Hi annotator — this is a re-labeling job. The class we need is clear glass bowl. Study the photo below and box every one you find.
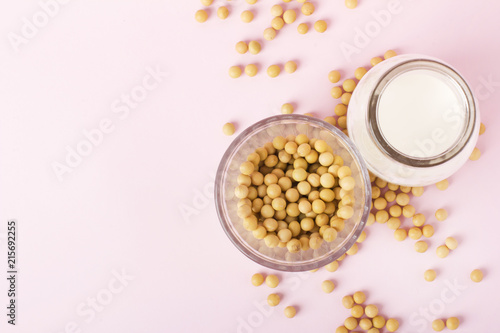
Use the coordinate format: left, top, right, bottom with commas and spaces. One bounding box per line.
215, 115, 372, 271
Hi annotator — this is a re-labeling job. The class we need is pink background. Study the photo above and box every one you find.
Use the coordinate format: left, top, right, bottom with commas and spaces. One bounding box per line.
1, 0, 499, 332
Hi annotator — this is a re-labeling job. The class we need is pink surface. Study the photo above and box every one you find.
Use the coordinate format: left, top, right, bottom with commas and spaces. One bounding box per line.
0, 1, 499, 332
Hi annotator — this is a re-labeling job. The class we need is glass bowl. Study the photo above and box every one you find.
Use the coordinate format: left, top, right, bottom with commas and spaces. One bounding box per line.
215, 115, 372, 271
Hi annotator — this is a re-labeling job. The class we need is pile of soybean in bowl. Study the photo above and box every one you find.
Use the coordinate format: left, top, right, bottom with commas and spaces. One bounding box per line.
235, 134, 357, 253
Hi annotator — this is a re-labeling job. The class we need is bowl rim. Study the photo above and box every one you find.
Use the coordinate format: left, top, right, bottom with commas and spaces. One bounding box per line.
215, 114, 372, 271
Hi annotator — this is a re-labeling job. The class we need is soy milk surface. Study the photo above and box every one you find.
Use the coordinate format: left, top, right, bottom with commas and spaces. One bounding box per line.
377, 69, 466, 158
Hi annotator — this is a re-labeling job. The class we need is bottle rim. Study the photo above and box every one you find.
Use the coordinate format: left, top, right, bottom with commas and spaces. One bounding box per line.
367, 58, 477, 168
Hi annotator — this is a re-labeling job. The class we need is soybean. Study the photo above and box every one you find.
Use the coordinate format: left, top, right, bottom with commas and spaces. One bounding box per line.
345, 0, 358, 9
284, 306, 296, 318
314, 20, 327, 33
240, 10, 254, 23
195, 9, 208, 22
297, 23, 309, 34
424, 269, 436, 282
435, 208, 448, 221
285, 61, 297, 73
251, 273, 264, 286
470, 269, 483, 282
217, 6, 229, 19
267, 293, 280, 306
322, 280, 335, 293
223, 122, 236, 135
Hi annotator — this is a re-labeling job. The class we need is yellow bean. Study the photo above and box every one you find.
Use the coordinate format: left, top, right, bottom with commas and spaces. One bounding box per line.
345, 0, 358, 9
285, 61, 297, 73
436, 179, 449, 190
287, 238, 301, 253
414, 240, 428, 253
217, 6, 229, 19
411, 186, 424, 196
408, 227, 422, 240
344, 317, 358, 330
284, 306, 296, 318
375, 210, 389, 224
271, 16, 285, 30
263, 27, 277, 41
342, 295, 354, 309
470, 269, 483, 282
248, 41, 261, 54
271, 4, 283, 16
323, 227, 338, 242
374, 177, 387, 188
325, 260, 339, 272
424, 269, 436, 282
372, 315, 386, 329
402, 204, 415, 218
354, 67, 367, 80
422, 225, 434, 238
343, 79, 356, 93
389, 205, 402, 217
435, 208, 448, 221
229, 66, 242, 78
267, 293, 280, 306
432, 319, 445, 331
445, 237, 458, 250
297, 23, 309, 34
480, 122, 486, 135
283, 9, 296, 24
341, 93, 352, 105
446, 317, 459, 330
336, 327, 348, 333
223, 122, 235, 135
384, 50, 397, 59
301, 2, 315, 15
264, 234, 279, 247
195, 9, 209, 23
251, 273, 264, 286
281, 103, 294, 114
351, 304, 364, 318
359, 318, 373, 330
365, 304, 378, 318
245, 64, 258, 77
412, 213, 425, 227
346, 242, 358, 255
265, 274, 279, 288
357, 230, 367, 243
338, 206, 354, 219
386, 318, 399, 332
331, 86, 343, 99
353, 291, 366, 304
235, 41, 248, 54
394, 228, 407, 241
371, 57, 383, 66
322, 280, 335, 293
396, 193, 410, 206
314, 20, 327, 33
329, 70, 341, 83
267, 65, 281, 78
374, 197, 387, 210
241, 10, 254, 23
469, 147, 481, 160
387, 217, 401, 230
436, 245, 449, 258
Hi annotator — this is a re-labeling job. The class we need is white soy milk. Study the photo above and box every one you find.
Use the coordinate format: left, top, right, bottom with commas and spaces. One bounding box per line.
377, 69, 466, 158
